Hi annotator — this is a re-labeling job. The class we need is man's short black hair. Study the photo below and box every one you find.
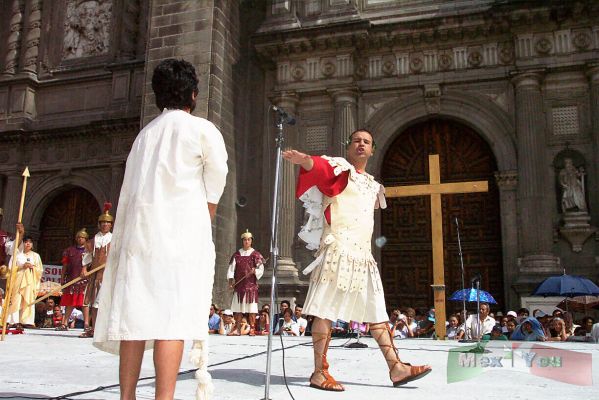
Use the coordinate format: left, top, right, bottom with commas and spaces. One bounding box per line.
152, 59, 199, 111
281, 300, 290, 307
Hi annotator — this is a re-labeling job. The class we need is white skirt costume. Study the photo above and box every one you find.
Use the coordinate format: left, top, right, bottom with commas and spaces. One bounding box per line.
299, 156, 388, 323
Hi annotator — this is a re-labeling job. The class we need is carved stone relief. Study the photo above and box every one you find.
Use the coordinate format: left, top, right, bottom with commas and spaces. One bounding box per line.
63, 0, 112, 60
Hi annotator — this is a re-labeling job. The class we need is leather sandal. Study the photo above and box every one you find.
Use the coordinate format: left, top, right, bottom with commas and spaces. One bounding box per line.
369, 322, 432, 387
78, 327, 94, 338
309, 330, 344, 391
391, 365, 432, 387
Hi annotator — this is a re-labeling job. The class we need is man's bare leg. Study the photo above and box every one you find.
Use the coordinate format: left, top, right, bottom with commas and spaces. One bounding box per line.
120, 340, 145, 400
309, 317, 344, 391
82, 306, 90, 329
62, 306, 74, 327
90, 307, 98, 330
154, 340, 184, 400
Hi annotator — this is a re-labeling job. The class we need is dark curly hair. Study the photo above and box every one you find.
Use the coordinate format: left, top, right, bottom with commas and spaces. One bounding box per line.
151, 59, 199, 111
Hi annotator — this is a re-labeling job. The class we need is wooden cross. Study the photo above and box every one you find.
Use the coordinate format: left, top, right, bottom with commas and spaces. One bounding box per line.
385, 154, 488, 339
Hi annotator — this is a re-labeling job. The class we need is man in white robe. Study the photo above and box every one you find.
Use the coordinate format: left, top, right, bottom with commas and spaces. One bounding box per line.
93, 59, 228, 400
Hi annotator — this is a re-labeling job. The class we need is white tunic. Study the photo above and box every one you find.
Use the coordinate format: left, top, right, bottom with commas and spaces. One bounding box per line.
93, 109, 228, 354
301, 156, 388, 323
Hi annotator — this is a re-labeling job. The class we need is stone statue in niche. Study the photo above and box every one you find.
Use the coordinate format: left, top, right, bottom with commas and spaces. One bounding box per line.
559, 158, 587, 213
63, 0, 112, 59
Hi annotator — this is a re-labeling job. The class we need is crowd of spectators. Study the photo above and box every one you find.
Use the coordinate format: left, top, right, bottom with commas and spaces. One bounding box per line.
384, 304, 599, 342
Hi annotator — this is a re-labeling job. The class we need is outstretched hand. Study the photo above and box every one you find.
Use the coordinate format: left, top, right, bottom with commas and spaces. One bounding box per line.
282, 149, 313, 170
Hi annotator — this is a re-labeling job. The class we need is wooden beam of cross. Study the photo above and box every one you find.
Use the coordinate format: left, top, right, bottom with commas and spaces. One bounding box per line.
386, 154, 488, 340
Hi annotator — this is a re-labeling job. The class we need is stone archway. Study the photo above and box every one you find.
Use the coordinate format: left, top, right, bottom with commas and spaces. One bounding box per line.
380, 118, 504, 312
36, 187, 100, 265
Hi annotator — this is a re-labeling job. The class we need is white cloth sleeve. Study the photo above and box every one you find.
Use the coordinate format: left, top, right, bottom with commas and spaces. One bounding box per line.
298, 186, 324, 251
226, 258, 236, 280
375, 184, 387, 209
200, 121, 229, 204
255, 262, 264, 280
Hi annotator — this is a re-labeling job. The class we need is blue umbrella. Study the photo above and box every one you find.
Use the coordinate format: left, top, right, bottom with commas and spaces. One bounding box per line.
449, 288, 497, 304
532, 273, 599, 297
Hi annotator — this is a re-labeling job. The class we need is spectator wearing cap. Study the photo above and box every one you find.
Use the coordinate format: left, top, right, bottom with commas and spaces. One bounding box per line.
505, 319, 517, 339
533, 309, 551, 335
208, 303, 220, 334
219, 309, 235, 335
506, 310, 518, 321
486, 325, 508, 341
414, 308, 435, 338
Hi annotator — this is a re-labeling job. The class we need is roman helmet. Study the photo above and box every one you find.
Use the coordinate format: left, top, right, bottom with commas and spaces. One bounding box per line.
98, 202, 114, 223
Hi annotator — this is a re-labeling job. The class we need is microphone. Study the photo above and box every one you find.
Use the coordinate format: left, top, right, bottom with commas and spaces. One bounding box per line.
271, 105, 296, 125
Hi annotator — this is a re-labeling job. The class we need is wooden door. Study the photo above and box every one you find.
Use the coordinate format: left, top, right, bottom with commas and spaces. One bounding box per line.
380, 119, 504, 313
37, 188, 100, 264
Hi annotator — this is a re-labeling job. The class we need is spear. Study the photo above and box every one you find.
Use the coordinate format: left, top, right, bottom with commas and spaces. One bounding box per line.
26, 263, 106, 307
1, 167, 30, 341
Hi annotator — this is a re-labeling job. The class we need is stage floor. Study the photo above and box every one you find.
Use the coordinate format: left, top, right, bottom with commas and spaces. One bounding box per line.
0, 329, 598, 399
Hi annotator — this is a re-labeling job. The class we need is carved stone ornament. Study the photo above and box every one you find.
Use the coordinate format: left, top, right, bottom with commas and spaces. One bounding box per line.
467, 49, 483, 67
291, 64, 305, 81
560, 212, 597, 253
534, 37, 553, 55
63, 0, 112, 60
438, 51, 453, 71
409, 54, 424, 73
498, 42, 514, 64
382, 59, 395, 76
354, 62, 368, 80
321, 61, 336, 78
572, 32, 592, 50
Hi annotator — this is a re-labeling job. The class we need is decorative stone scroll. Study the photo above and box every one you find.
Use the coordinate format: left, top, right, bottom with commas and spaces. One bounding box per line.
63, 0, 112, 60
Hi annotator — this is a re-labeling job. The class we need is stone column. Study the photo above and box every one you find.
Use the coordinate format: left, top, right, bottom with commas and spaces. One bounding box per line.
494, 171, 519, 309
272, 92, 299, 276
511, 71, 560, 294
329, 87, 359, 157
21, 0, 42, 74
3, 0, 24, 76
2, 174, 22, 231
110, 163, 125, 212
586, 65, 599, 226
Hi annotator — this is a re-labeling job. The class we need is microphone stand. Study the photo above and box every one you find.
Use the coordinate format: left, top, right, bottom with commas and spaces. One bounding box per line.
262, 109, 290, 400
454, 217, 471, 343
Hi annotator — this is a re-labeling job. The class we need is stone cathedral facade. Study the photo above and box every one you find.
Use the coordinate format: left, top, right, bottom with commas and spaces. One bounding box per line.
0, 0, 598, 313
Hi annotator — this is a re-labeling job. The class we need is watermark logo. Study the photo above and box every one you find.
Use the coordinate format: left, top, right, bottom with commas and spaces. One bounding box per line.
447, 342, 593, 386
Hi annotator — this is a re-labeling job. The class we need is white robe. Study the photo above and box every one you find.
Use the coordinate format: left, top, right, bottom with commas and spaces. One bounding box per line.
93, 109, 228, 354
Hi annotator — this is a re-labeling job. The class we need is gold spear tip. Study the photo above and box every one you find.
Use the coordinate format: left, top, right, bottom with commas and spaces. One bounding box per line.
22, 167, 30, 177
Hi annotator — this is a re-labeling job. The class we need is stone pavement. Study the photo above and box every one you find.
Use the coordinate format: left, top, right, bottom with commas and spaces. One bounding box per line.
0, 329, 598, 400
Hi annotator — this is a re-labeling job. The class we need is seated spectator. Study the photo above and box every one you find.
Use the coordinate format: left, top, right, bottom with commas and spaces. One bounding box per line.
547, 317, 569, 341
208, 303, 221, 334
506, 310, 518, 321
277, 308, 299, 336
516, 308, 529, 324
219, 309, 236, 335
51, 305, 63, 328
505, 319, 517, 339
237, 317, 251, 336
461, 303, 495, 340
511, 317, 546, 341
257, 310, 270, 335
394, 308, 417, 339
591, 323, 599, 343
533, 309, 551, 333
578, 316, 595, 336
414, 308, 435, 338
67, 307, 84, 329
272, 300, 295, 333
294, 304, 307, 336
487, 325, 508, 341
331, 319, 349, 336
446, 314, 461, 340
387, 308, 401, 332
562, 311, 576, 335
